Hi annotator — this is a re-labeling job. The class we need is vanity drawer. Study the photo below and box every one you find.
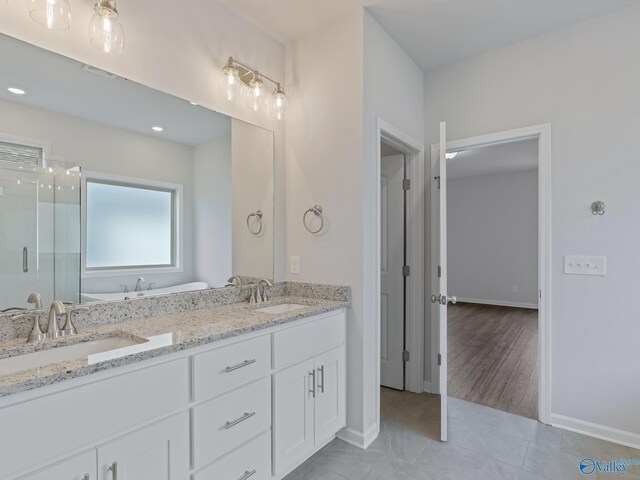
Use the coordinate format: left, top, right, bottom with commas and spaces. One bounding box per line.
192, 377, 271, 468
193, 335, 271, 401
272, 312, 345, 369
193, 431, 271, 480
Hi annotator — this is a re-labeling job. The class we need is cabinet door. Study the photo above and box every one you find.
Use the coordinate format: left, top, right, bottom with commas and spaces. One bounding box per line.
97, 413, 189, 480
314, 347, 346, 445
273, 358, 315, 477
18, 450, 95, 480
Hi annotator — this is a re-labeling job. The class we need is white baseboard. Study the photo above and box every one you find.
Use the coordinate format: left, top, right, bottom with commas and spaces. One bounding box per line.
337, 424, 379, 450
423, 381, 433, 393
456, 297, 538, 310
551, 413, 640, 450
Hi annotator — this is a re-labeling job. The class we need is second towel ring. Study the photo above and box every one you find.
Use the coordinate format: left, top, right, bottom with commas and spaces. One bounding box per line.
303, 205, 324, 234
247, 210, 263, 235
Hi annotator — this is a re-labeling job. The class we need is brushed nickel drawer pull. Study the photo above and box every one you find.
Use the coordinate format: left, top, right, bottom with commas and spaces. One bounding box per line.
225, 411, 256, 429
226, 359, 256, 372
108, 461, 118, 480
240, 469, 257, 480
309, 370, 316, 398
318, 365, 325, 394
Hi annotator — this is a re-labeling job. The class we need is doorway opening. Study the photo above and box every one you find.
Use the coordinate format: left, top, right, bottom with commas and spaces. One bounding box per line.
430, 124, 552, 439
446, 139, 539, 419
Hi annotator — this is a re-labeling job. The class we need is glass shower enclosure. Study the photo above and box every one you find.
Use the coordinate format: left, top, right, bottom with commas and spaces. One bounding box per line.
0, 143, 81, 310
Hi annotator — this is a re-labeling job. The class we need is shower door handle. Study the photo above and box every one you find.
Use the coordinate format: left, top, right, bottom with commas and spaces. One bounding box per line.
23, 247, 28, 273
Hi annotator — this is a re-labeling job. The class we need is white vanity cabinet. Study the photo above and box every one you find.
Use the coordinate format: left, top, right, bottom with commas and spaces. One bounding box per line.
272, 313, 347, 478
1, 307, 347, 480
96, 412, 189, 480
18, 451, 95, 480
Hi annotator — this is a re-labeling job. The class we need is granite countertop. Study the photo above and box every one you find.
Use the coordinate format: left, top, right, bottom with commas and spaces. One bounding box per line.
0, 295, 348, 398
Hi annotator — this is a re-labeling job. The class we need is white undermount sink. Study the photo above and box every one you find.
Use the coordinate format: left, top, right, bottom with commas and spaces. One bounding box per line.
254, 303, 308, 314
0, 335, 147, 376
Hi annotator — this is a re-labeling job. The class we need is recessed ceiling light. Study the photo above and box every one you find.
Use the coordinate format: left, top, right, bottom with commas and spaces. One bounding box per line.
7, 87, 26, 95
189, 101, 198, 106
152, 126, 164, 132
445, 152, 458, 160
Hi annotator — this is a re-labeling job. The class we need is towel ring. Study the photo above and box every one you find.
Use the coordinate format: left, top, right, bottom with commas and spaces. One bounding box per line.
303, 205, 324, 234
247, 210, 263, 235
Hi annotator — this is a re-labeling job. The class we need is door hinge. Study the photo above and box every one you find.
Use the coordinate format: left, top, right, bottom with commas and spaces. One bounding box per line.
437, 354, 442, 366
438, 266, 442, 278
434, 176, 441, 189
402, 179, 411, 191
403, 265, 410, 277
402, 350, 410, 362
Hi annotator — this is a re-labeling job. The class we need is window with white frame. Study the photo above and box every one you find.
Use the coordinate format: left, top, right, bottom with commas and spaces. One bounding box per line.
85, 178, 179, 271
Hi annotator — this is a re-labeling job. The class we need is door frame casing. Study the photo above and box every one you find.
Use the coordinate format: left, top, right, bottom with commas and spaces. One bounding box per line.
429, 123, 552, 424
374, 118, 425, 426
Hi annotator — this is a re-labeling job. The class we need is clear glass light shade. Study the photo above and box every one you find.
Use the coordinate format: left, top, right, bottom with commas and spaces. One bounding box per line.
247, 75, 267, 112
29, 0, 71, 31
272, 85, 286, 120
89, 3, 125, 54
218, 64, 243, 102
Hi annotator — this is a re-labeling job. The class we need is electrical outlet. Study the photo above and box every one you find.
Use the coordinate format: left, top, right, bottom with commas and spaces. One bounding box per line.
512, 285, 518, 293
290, 256, 300, 274
564, 255, 607, 276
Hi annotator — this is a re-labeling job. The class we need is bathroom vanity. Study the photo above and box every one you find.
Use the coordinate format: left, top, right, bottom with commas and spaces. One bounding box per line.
0, 286, 349, 480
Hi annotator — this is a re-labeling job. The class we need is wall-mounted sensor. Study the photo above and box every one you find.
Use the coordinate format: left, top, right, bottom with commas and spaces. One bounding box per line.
591, 201, 605, 215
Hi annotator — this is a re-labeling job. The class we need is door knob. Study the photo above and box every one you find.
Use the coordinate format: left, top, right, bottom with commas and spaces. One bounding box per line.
431, 294, 457, 305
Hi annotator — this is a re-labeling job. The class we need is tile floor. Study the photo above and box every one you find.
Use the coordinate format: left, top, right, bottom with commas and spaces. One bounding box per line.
284, 388, 639, 480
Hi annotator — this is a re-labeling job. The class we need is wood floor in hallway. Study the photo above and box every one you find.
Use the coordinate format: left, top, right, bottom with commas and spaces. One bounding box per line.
448, 302, 538, 419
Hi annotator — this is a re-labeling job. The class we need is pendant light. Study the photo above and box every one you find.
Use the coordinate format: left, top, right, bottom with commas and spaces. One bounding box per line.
272, 83, 286, 121
218, 58, 243, 102
29, 0, 71, 31
88, 0, 125, 54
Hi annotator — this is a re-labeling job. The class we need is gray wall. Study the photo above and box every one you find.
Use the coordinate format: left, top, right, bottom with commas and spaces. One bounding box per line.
448, 169, 538, 308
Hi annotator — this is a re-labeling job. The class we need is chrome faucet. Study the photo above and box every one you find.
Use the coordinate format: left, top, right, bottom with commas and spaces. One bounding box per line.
27, 292, 43, 309
257, 279, 274, 303
45, 301, 66, 339
134, 277, 147, 292
227, 275, 244, 287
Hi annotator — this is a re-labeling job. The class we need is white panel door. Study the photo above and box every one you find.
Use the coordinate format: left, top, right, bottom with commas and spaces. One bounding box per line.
314, 347, 346, 445
432, 122, 453, 442
97, 413, 189, 480
19, 450, 96, 480
273, 358, 315, 477
380, 154, 405, 390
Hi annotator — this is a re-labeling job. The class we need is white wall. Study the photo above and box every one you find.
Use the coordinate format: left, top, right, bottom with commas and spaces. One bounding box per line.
424, 3, 640, 443
285, 10, 424, 445
0, 0, 287, 281
193, 136, 232, 287
448, 169, 538, 308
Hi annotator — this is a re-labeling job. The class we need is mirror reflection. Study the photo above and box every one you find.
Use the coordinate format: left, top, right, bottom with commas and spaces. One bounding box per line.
0, 34, 274, 310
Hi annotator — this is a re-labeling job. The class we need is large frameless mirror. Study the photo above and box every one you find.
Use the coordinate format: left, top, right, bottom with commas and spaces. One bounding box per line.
0, 34, 274, 309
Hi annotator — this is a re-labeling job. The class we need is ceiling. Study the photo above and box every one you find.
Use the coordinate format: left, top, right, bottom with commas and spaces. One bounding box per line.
0, 34, 231, 146
447, 138, 537, 179
219, 0, 639, 71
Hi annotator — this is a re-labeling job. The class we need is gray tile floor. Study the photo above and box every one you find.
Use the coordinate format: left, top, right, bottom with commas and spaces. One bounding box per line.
284, 388, 639, 480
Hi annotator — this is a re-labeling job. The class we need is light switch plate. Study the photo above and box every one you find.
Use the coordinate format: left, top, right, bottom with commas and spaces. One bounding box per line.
564, 255, 606, 276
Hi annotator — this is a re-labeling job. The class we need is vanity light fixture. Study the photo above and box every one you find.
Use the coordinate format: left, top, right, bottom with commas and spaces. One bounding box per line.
89, 0, 124, 54
29, 0, 71, 31
220, 57, 286, 120
152, 126, 164, 132
7, 87, 26, 95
